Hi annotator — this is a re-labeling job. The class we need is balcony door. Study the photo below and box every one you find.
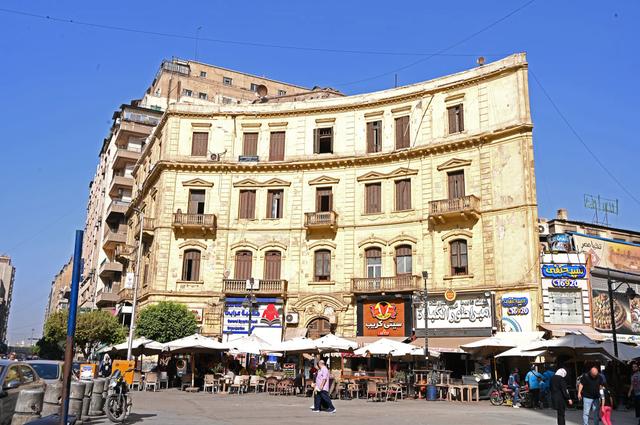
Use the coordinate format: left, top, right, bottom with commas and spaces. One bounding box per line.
307, 317, 331, 339
316, 188, 333, 212
188, 190, 206, 214
234, 251, 253, 280
447, 171, 465, 199
264, 251, 281, 280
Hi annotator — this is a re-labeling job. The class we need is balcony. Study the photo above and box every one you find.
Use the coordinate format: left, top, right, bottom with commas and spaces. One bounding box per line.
98, 260, 123, 279
102, 227, 127, 250
106, 199, 130, 220
134, 217, 155, 240
351, 275, 422, 294
96, 284, 120, 307
304, 211, 338, 230
113, 148, 141, 168
118, 287, 133, 303
115, 244, 136, 261
428, 195, 481, 223
172, 212, 216, 234
222, 279, 287, 296
108, 175, 134, 197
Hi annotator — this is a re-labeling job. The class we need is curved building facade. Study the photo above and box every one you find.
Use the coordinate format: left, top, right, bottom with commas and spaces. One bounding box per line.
121, 53, 539, 346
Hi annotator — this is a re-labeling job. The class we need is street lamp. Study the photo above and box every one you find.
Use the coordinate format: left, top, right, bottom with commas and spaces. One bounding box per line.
242, 278, 258, 336
421, 271, 429, 361
126, 208, 144, 360
606, 268, 637, 358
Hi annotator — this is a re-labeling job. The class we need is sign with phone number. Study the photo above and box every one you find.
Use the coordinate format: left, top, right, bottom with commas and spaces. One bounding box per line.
551, 279, 579, 288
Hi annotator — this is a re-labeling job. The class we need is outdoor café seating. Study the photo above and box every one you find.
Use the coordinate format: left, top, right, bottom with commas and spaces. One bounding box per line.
249, 375, 265, 392
159, 371, 169, 389
180, 374, 193, 391
145, 372, 159, 392
131, 371, 142, 391
203, 374, 218, 393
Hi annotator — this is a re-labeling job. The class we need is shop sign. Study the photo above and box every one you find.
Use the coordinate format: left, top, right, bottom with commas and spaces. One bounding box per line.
222, 298, 283, 345
189, 308, 204, 323
551, 279, 579, 288
548, 233, 572, 252
415, 293, 492, 331
573, 234, 640, 275
592, 289, 640, 335
541, 264, 587, 279
124, 272, 135, 289
362, 301, 406, 337
283, 363, 296, 379
500, 292, 532, 332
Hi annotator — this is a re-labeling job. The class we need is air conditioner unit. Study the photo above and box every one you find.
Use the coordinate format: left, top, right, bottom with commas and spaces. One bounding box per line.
285, 312, 299, 325
538, 222, 550, 237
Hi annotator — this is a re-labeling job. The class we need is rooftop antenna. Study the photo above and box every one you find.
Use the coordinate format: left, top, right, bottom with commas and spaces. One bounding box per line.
584, 193, 619, 226
394, 74, 398, 88
194, 26, 203, 60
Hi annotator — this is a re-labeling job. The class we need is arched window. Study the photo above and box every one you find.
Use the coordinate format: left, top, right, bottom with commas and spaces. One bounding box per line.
307, 317, 332, 339
395, 245, 412, 276
234, 250, 253, 280
264, 251, 282, 280
314, 249, 331, 281
182, 249, 201, 281
450, 239, 468, 275
365, 247, 382, 278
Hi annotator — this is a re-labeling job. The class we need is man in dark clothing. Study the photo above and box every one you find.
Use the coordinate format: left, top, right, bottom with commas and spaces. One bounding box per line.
551, 368, 572, 425
578, 366, 605, 425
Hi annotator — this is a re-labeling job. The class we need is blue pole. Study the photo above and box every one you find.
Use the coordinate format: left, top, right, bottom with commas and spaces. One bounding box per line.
60, 230, 83, 425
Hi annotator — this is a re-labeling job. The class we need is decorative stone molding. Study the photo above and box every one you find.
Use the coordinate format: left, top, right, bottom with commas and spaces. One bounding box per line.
308, 175, 340, 186
391, 105, 412, 114
240, 122, 262, 128
436, 158, 472, 171
182, 178, 214, 187
387, 234, 418, 246
307, 240, 337, 251
292, 294, 350, 315
364, 111, 384, 119
315, 118, 336, 124
230, 239, 259, 251
258, 240, 288, 252
441, 229, 474, 243
233, 178, 291, 188
357, 235, 388, 248
178, 240, 208, 250
191, 122, 212, 128
445, 93, 466, 103
268, 122, 288, 128
357, 167, 418, 182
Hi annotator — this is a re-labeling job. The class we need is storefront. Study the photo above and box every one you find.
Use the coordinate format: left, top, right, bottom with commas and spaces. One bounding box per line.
500, 291, 533, 332
222, 297, 284, 346
356, 295, 412, 339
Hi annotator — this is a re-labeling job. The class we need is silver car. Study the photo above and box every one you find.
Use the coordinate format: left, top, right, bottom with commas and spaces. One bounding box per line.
0, 360, 45, 425
26, 360, 63, 385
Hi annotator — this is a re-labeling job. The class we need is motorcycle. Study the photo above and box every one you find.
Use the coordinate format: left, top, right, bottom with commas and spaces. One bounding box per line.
105, 369, 132, 423
489, 380, 531, 408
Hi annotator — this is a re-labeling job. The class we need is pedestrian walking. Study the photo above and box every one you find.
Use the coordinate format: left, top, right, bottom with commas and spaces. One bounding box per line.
551, 368, 573, 425
311, 360, 335, 414
525, 365, 544, 408
628, 363, 640, 425
600, 385, 614, 425
578, 365, 605, 425
542, 365, 556, 408
508, 368, 521, 408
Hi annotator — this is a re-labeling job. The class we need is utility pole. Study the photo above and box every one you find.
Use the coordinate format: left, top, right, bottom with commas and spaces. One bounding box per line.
126, 209, 145, 360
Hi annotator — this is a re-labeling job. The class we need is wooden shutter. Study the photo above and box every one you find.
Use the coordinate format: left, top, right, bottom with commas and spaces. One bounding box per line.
458, 105, 464, 132
395, 116, 409, 149
314, 250, 330, 281
313, 129, 319, 154
243, 132, 258, 156
234, 251, 252, 280
448, 106, 457, 134
316, 188, 332, 212
366, 183, 381, 213
394, 179, 411, 210
450, 241, 460, 274
459, 240, 468, 273
264, 251, 281, 280
269, 131, 285, 161
191, 132, 208, 156
239, 190, 256, 219
447, 171, 465, 199
266, 190, 274, 218
366, 121, 375, 153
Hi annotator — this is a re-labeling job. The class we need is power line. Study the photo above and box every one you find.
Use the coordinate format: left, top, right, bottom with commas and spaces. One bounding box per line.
0, 7, 511, 58
335, 0, 536, 87
529, 70, 640, 207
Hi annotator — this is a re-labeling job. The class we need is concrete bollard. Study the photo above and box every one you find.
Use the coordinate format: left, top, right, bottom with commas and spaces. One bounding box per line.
11, 387, 44, 425
89, 378, 106, 416
81, 380, 93, 418
69, 381, 86, 422
41, 383, 62, 417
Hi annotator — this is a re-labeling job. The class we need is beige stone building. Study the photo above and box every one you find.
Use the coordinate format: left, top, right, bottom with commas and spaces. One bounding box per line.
45, 258, 73, 320
121, 53, 539, 348
0, 255, 15, 344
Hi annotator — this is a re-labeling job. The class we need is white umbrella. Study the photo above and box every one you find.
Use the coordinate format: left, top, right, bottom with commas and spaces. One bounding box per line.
599, 341, 640, 362
164, 333, 227, 388
226, 334, 274, 355
267, 337, 317, 353
496, 346, 546, 358
461, 332, 545, 357
113, 338, 166, 355
314, 334, 358, 352
354, 338, 419, 357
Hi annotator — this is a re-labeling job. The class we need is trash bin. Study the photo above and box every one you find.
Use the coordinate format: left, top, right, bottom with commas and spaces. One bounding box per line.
426, 384, 437, 401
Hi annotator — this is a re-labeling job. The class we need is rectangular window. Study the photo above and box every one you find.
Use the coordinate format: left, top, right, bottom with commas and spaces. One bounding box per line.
365, 248, 382, 278
243, 132, 258, 156
447, 170, 465, 199
447, 104, 464, 134
188, 189, 206, 214
278, 90, 287, 96
366, 120, 382, 153
191, 132, 208, 156
142, 263, 149, 287
222, 97, 233, 104
199, 71, 207, 78
394, 179, 411, 211
198, 92, 208, 100
182, 250, 201, 281
269, 131, 285, 161
313, 127, 333, 154
395, 246, 413, 275
182, 89, 193, 97
316, 188, 333, 212
266, 189, 283, 219
394, 116, 410, 149
264, 251, 282, 280
365, 183, 382, 214
223, 77, 233, 86
314, 250, 331, 281
450, 240, 468, 275
250, 83, 259, 92
239, 190, 256, 219
234, 251, 252, 280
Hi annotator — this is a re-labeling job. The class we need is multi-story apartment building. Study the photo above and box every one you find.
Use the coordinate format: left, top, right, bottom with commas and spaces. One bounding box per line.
0, 256, 16, 344
79, 59, 316, 312
45, 257, 73, 320
121, 53, 539, 349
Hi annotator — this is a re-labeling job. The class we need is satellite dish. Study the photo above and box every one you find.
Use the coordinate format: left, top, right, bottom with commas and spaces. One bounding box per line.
256, 84, 268, 97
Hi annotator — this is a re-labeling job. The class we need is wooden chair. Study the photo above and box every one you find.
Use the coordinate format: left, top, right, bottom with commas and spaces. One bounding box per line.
249, 375, 265, 392
145, 372, 158, 392
265, 377, 279, 394
131, 371, 142, 391
203, 374, 217, 393
180, 374, 192, 391
159, 371, 169, 389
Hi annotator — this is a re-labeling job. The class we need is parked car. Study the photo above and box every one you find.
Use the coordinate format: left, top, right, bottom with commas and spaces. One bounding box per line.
0, 359, 45, 425
26, 360, 63, 385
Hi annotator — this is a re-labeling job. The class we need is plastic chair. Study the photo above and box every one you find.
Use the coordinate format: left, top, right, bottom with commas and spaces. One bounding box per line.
159, 371, 169, 389
203, 374, 217, 393
145, 372, 158, 392
181, 374, 193, 391
131, 371, 142, 391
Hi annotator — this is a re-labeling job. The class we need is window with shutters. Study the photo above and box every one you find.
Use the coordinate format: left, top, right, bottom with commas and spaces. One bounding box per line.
269, 131, 285, 161
394, 179, 411, 211
266, 189, 283, 219
242, 132, 258, 156
188, 190, 206, 214
365, 183, 382, 214
447, 170, 465, 199
223, 76, 233, 86
264, 251, 282, 280
314, 127, 333, 154
182, 249, 201, 281
447, 104, 464, 134
250, 83, 259, 92
394, 116, 410, 149
191, 132, 208, 156
143, 263, 149, 287
278, 90, 287, 96
316, 188, 333, 212
238, 190, 256, 219
365, 247, 382, 278
450, 239, 468, 275
234, 250, 253, 280
395, 245, 412, 275
366, 120, 382, 153
314, 249, 331, 281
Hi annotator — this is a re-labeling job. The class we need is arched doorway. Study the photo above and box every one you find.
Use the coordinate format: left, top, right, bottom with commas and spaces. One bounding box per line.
307, 317, 331, 339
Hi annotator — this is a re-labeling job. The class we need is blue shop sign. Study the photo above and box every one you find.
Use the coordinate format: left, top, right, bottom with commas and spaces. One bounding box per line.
541, 264, 587, 279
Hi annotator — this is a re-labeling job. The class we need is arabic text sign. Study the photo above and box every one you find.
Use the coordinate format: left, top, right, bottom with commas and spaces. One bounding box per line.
500, 292, 532, 332
573, 234, 640, 275
541, 264, 587, 279
222, 302, 283, 335
415, 294, 492, 330
362, 301, 406, 337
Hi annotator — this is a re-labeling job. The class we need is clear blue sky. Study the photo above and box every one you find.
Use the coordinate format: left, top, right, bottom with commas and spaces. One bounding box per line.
1, 1, 638, 344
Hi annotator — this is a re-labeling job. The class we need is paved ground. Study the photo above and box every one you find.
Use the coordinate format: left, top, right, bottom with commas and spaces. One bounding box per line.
83, 390, 639, 425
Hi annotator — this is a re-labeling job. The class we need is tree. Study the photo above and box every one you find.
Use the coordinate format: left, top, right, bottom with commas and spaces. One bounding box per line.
41, 310, 127, 359
34, 338, 64, 360
136, 301, 198, 343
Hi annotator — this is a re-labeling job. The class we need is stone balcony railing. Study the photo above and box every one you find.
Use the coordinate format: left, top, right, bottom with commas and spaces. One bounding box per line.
351, 275, 422, 294
222, 279, 287, 295
428, 195, 481, 222
304, 211, 337, 229
172, 212, 216, 234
